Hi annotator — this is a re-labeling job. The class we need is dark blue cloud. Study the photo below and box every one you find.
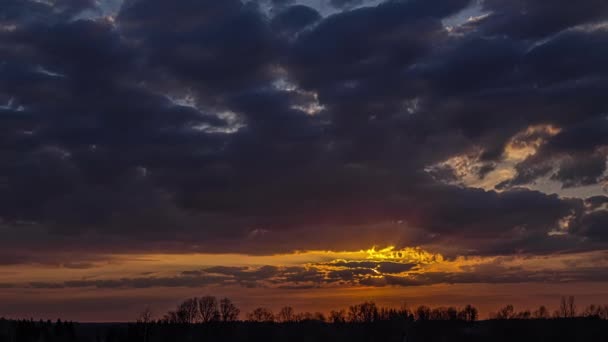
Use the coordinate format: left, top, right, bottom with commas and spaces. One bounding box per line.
480, 0, 608, 39
0, 0, 607, 259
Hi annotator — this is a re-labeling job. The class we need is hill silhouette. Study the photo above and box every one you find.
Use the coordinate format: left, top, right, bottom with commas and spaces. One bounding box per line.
2, 295, 608, 341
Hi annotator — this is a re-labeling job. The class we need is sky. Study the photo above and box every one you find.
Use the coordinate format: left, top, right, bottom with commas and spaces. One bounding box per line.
1, 0, 608, 322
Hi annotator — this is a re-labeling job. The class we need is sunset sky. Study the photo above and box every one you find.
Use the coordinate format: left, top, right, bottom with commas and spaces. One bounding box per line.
1, 0, 608, 322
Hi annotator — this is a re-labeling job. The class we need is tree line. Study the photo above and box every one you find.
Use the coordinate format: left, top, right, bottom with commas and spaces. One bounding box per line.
490, 296, 608, 319
140, 295, 608, 324
159, 296, 240, 324
2, 296, 608, 342
152, 296, 478, 324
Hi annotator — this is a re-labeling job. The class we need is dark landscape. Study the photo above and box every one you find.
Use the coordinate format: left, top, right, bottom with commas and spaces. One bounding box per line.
3, 0, 608, 341
2, 296, 608, 341
3, 319, 608, 342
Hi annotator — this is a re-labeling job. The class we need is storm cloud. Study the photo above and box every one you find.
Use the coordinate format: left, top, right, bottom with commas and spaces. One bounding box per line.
1, 0, 607, 263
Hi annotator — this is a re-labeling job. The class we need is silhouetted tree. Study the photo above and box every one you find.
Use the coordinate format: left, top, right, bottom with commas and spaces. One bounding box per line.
601, 305, 608, 319
248, 307, 275, 322
277, 306, 295, 322
295, 312, 314, 322
137, 307, 154, 324
458, 304, 478, 321
198, 296, 220, 323
582, 304, 608, 319
430, 307, 446, 320
447, 306, 458, 320
54, 319, 63, 337
313, 312, 326, 322
182, 297, 200, 323
568, 296, 576, 317
430, 307, 458, 320
348, 302, 378, 323
136, 307, 154, 342
379, 307, 411, 321
559, 296, 576, 318
163, 311, 179, 324
515, 309, 532, 319
219, 297, 240, 322
583, 304, 601, 318
532, 305, 550, 319
415, 305, 431, 321
165, 298, 199, 324
329, 310, 347, 323
493, 304, 515, 319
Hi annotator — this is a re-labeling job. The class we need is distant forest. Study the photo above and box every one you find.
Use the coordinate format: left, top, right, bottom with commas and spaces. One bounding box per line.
2, 295, 608, 342
155, 295, 605, 323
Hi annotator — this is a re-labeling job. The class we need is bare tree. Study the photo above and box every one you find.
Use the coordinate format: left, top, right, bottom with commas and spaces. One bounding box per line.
430, 307, 458, 320
532, 305, 550, 319
515, 309, 531, 319
458, 305, 478, 322
559, 296, 567, 318
277, 306, 295, 323
559, 296, 576, 318
248, 307, 275, 322
583, 304, 601, 318
379, 307, 411, 321
137, 307, 154, 342
175, 298, 198, 324
295, 312, 314, 322
446, 307, 458, 320
329, 309, 346, 323
137, 307, 154, 324
313, 312, 326, 322
348, 302, 378, 323
163, 311, 180, 324
493, 304, 515, 319
198, 296, 219, 323
601, 305, 608, 319
430, 307, 449, 320
568, 296, 577, 318
219, 297, 240, 322
414, 305, 431, 321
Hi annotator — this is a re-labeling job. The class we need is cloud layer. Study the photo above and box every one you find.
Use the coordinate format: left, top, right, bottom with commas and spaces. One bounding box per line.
1, 0, 608, 272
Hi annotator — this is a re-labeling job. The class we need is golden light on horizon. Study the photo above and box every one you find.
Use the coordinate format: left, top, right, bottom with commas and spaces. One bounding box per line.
363, 246, 444, 264
2, 245, 608, 321
5, 245, 604, 292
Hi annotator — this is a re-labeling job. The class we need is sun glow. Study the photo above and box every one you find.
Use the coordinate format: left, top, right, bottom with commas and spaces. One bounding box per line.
5, 245, 606, 296
364, 246, 444, 264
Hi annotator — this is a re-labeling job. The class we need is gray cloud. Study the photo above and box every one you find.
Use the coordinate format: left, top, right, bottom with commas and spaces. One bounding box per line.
479, 0, 608, 39
0, 0, 607, 262
9, 257, 608, 290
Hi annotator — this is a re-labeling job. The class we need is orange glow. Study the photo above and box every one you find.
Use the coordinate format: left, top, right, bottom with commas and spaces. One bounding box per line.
363, 246, 444, 264
2, 247, 608, 321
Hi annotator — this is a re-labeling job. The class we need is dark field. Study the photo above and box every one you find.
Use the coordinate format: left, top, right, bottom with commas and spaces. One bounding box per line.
2, 319, 608, 342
